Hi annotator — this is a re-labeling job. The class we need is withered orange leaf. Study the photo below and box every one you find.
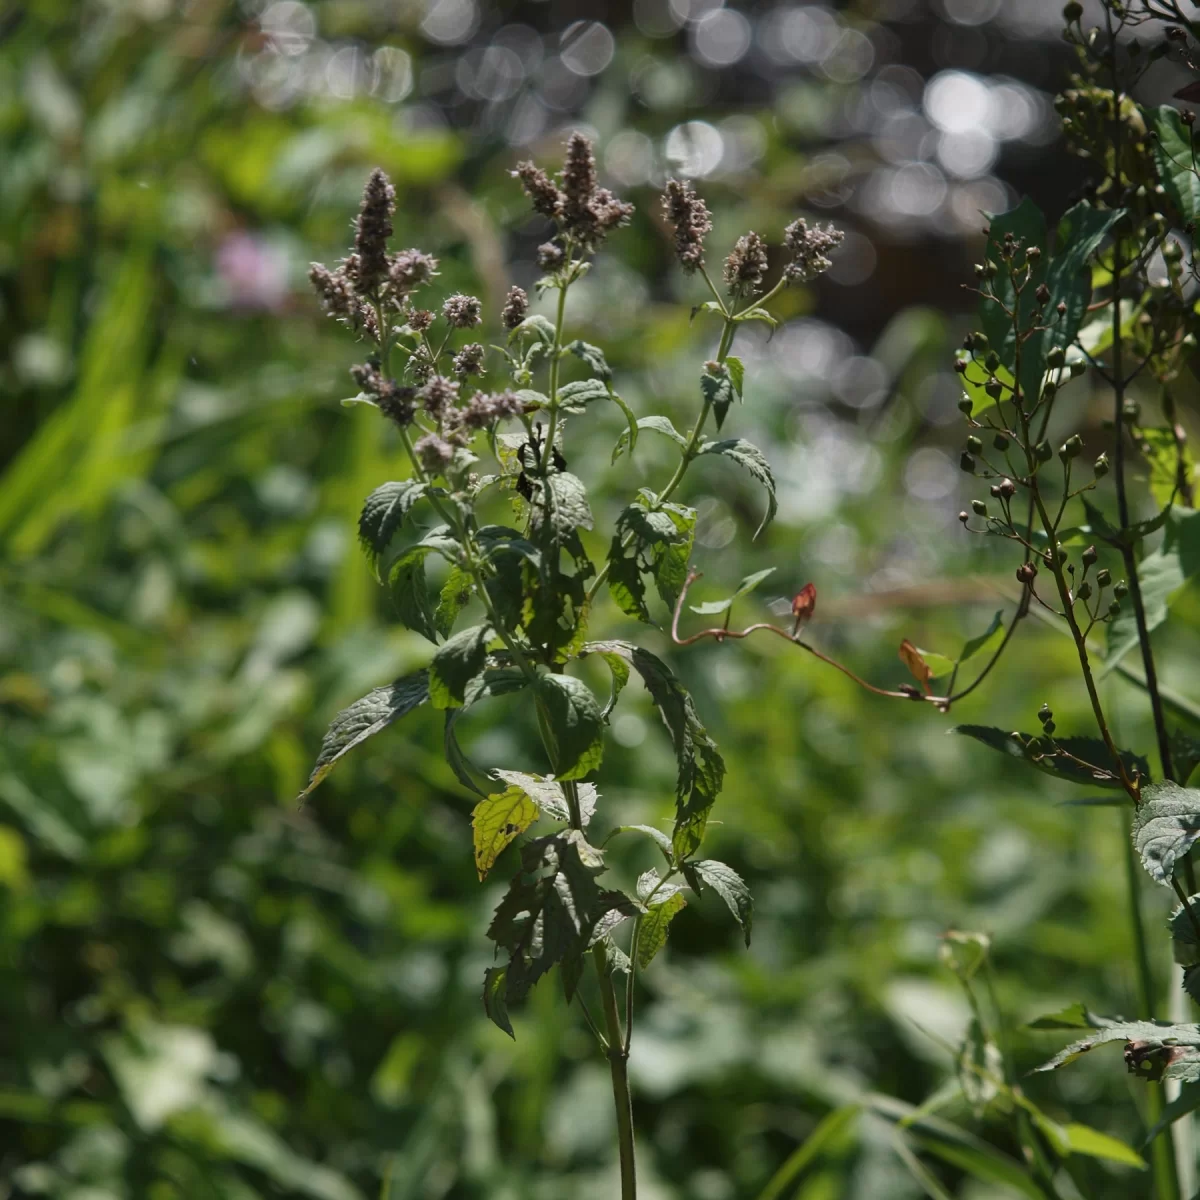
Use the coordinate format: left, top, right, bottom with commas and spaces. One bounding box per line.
898, 639, 932, 695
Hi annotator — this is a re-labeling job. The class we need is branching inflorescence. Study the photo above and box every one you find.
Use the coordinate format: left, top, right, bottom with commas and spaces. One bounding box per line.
301, 133, 843, 1198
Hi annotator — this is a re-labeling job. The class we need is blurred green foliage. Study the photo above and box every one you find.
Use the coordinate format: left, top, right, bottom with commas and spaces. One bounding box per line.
3, 2, 1200, 1198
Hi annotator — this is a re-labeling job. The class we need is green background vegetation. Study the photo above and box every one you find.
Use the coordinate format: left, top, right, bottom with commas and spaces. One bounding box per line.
3, 1, 1198, 1197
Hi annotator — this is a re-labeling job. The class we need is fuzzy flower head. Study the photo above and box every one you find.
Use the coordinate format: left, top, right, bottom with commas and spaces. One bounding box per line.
502, 285, 529, 330
537, 241, 565, 270
443, 293, 483, 328
723, 232, 770, 299
464, 389, 526, 429
513, 161, 563, 219
389, 248, 439, 295
662, 179, 713, 274
406, 306, 435, 333
352, 168, 396, 294
418, 375, 460, 419
414, 433, 456, 472
561, 132, 598, 230
782, 219, 844, 284
453, 343, 485, 377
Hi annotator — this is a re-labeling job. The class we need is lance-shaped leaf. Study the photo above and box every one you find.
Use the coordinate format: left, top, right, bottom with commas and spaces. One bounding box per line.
1151, 104, 1200, 223
473, 786, 539, 880
951, 725, 1149, 790
443, 666, 529, 795
688, 567, 775, 616
636, 892, 687, 968
582, 640, 725, 859
387, 527, 462, 644
980, 198, 1120, 404
429, 623, 492, 710
612, 415, 687, 463
509, 313, 556, 346
700, 438, 777, 538
433, 565, 473, 639
566, 339, 611, 380
607, 497, 696, 619
1139, 427, 1195, 510
1133, 781, 1200, 885
701, 364, 735, 430
687, 858, 753, 946
1105, 507, 1200, 675
358, 480, 427, 580
299, 670, 430, 801
1026, 1002, 1101, 1031
534, 673, 605, 780
725, 354, 744, 399
556, 378, 609, 412
483, 966, 513, 1038
960, 610, 1004, 664
1035, 1016, 1200, 1084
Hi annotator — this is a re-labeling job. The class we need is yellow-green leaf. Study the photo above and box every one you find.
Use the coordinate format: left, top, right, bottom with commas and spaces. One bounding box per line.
636, 892, 687, 969
472, 787, 539, 880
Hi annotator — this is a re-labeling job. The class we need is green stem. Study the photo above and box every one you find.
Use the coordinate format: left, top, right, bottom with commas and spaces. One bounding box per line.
540, 252, 573, 475
1125, 811, 1181, 1200
587, 312, 737, 602
593, 941, 637, 1199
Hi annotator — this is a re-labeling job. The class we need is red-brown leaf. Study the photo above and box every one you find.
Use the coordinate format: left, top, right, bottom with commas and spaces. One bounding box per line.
898, 639, 932, 694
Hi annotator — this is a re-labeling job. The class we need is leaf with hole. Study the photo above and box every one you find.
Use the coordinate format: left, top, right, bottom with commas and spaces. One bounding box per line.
472, 786, 539, 880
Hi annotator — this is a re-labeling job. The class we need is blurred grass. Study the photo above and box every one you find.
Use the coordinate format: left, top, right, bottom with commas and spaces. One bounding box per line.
2, 3, 1199, 1199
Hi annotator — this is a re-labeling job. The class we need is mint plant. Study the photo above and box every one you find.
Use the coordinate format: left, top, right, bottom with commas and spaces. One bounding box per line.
303, 134, 842, 1197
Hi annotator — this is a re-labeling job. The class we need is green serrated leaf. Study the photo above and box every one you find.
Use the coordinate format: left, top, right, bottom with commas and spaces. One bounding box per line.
530, 472, 594, 540
299, 671, 430, 800
483, 966, 513, 1037
434, 566, 473, 639
358, 481, 427, 580
1026, 1003, 1101, 1031
613, 415, 687, 463
1035, 1016, 1200, 1083
950, 725, 1149, 790
1106, 507, 1200, 673
959, 611, 1004, 664
701, 365, 735, 431
565, 339, 611, 380
509, 314, 556, 346
691, 859, 753, 945
725, 354, 744, 399
1139, 426, 1194, 509
615, 824, 674, 859
737, 306, 778, 329
581, 641, 725, 861
429, 624, 492, 710
1133, 781, 1200, 884
489, 769, 597, 828
608, 390, 638, 460
472, 787, 539, 879
636, 891, 687, 968
556, 378, 609, 411
700, 438, 777, 539
535, 673, 604, 780
1151, 104, 1200, 223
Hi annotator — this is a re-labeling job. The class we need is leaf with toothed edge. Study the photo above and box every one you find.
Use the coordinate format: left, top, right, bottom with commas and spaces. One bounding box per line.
299, 670, 430, 801
358, 480, 427, 580
1133, 782, 1200, 885
699, 438, 777, 539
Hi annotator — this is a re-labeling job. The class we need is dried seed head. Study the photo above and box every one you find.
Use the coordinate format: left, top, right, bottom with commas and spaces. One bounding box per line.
782, 218, 844, 283
502, 285, 529, 330
389, 248, 439, 295
662, 178, 713, 273
723, 231, 770, 298
353, 168, 396, 294
443, 293, 483, 328
513, 161, 563, 219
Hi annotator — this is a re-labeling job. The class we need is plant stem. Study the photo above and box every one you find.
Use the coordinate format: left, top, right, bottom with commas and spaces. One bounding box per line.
593, 941, 637, 1199
1124, 810, 1181, 1200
